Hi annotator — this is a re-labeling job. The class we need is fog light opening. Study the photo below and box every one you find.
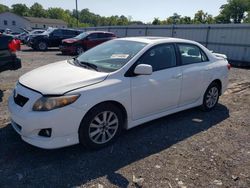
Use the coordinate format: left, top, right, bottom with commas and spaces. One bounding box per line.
38, 128, 52, 137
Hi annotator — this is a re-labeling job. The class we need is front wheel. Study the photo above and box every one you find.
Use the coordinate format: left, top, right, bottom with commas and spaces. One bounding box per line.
37, 41, 48, 51
79, 103, 123, 149
201, 83, 220, 111
76, 46, 84, 55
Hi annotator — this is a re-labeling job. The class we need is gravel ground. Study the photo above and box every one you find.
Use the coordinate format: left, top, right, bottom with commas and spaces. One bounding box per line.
0, 46, 249, 188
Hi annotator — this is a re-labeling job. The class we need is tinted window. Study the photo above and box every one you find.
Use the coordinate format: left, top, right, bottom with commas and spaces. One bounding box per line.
52, 29, 62, 37
137, 44, 177, 72
97, 33, 113, 39
178, 44, 208, 65
62, 30, 77, 36
0, 35, 13, 50
87, 33, 98, 40
97, 33, 106, 39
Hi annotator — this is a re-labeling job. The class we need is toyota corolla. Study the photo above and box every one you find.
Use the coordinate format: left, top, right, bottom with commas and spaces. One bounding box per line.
8, 37, 230, 149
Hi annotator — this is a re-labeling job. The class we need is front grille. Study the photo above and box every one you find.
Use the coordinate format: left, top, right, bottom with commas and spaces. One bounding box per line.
14, 93, 29, 107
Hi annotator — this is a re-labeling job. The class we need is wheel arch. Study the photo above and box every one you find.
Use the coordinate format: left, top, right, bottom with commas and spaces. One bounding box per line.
210, 79, 222, 95
80, 100, 128, 129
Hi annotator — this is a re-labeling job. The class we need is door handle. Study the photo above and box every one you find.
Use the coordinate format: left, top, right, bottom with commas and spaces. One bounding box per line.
173, 73, 182, 79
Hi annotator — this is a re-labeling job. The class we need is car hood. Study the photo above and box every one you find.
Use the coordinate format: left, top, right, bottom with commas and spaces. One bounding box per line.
19, 60, 109, 95
62, 38, 78, 44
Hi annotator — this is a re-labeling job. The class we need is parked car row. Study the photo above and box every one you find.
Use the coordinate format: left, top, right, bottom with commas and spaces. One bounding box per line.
24, 28, 116, 55
60, 31, 116, 55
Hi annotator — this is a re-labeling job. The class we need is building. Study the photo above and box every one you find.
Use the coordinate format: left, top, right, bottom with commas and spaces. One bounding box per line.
0, 12, 67, 33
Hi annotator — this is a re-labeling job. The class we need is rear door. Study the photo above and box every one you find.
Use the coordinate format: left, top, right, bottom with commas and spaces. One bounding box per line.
49, 29, 64, 47
177, 43, 211, 106
85, 33, 99, 49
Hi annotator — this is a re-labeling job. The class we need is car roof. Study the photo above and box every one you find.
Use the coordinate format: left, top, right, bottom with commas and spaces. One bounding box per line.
117, 37, 198, 45
85, 31, 115, 34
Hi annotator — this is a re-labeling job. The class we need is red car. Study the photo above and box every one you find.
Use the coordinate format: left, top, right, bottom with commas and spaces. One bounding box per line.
60, 31, 116, 55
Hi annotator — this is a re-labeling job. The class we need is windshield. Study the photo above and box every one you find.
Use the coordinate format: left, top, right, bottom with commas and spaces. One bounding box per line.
76, 40, 147, 72
74, 32, 89, 39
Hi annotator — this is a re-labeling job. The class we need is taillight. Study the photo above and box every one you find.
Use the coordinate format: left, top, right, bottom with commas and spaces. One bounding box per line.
8, 39, 17, 53
227, 63, 231, 70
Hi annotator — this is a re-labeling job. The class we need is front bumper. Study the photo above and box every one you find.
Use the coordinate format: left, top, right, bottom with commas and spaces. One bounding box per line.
8, 83, 85, 149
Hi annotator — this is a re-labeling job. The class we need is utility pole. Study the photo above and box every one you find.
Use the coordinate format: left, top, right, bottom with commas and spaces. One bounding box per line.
76, 0, 79, 27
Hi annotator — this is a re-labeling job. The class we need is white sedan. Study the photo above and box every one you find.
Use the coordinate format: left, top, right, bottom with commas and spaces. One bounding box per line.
8, 37, 230, 149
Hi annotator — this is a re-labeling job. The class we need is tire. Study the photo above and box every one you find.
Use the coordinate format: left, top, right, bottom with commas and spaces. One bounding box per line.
79, 103, 124, 149
201, 82, 220, 111
76, 46, 84, 55
37, 41, 48, 51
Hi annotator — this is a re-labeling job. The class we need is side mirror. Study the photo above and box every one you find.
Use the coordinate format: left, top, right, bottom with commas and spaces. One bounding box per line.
134, 64, 152, 75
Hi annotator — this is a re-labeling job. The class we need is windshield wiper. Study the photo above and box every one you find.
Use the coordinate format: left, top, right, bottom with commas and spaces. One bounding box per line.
73, 58, 98, 71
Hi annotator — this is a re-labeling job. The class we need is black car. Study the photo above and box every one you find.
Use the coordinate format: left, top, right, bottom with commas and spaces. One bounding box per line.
27, 28, 81, 51
0, 34, 21, 71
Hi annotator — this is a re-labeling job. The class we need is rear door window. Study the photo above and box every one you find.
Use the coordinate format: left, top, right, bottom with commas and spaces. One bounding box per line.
52, 29, 63, 37
177, 44, 208, 65
87, 33, 98, 40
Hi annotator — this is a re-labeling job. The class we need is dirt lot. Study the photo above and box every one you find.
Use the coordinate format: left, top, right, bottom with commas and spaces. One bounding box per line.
0, 45, 249, 188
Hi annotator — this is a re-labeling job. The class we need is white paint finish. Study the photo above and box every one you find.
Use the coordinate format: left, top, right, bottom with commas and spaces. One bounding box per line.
179, 62, 210, 106
19, 60, 109, 95
8, 37, 229, 149
131, 67, 182, 120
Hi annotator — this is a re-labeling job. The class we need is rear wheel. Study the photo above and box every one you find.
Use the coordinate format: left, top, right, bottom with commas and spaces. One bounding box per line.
201, 82, 220, 111
79, 103, 123, 149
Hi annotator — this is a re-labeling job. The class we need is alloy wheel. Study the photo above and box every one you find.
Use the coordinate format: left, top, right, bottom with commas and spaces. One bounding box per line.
206, 86, 219, 108
88, 111, 119, 144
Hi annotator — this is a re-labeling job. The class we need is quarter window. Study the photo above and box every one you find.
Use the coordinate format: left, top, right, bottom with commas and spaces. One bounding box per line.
178, 44, 208, 65
137, 44, 177, 72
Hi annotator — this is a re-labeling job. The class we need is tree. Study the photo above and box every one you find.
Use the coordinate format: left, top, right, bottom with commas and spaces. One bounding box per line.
29, 3, 47, 17
152, 18, 161, 25
0, 4, 9, 13
11, 4, 29, 16
216, 0, 250, 23
47, 8, 65, 19
180, 16, 192, 24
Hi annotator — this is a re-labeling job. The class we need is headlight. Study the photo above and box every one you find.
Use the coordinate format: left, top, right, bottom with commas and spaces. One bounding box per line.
32, 94, 80, 111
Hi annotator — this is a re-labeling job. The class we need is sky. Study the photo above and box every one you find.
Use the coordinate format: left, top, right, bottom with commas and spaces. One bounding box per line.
2, 0, 228, 22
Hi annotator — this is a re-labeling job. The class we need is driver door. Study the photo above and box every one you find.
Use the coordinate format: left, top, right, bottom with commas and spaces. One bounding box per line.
130, 44, 182, 120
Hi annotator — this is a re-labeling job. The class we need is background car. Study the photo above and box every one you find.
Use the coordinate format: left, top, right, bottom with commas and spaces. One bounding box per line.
18, 29, 45, 44
27, 28, 81, 51
0, 34, 21, 71
59, 31, 116, 55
